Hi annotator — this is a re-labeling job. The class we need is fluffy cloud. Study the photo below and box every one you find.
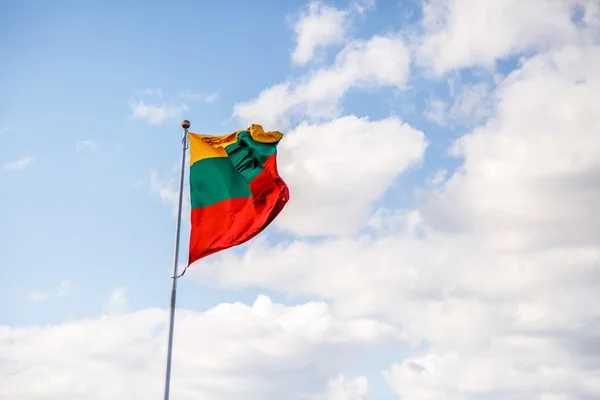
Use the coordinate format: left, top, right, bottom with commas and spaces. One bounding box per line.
426, 81, 496, 128
130, 101, 188, 125
103, 287, 130, 315
385, 336, 600, 399
233, 34, 411, 128
138, 1, 600, 398
0, 295, 402, 400
420, 43, 600, 251
190, 5, 600, 398
129, 89, 189, 125
275, 115, 427, 236
290, 1, 351, 65
416, 0, 594, 75
312, 374, 369, 400
195, 216, 600, 398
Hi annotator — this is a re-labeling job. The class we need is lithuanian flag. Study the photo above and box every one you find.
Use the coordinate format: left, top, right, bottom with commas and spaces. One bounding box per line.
187, 124, 290, 265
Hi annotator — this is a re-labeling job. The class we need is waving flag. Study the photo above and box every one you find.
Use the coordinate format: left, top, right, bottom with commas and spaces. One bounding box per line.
187, 124, 289, 265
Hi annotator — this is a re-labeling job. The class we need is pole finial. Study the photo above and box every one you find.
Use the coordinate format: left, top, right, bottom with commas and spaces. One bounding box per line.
182, 120, 190, 130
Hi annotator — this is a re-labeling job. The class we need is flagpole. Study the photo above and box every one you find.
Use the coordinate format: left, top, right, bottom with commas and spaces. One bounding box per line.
163, 119, 190, 400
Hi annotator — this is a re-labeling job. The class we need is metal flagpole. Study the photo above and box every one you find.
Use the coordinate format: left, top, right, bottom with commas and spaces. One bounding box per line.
163, 119, 190, 400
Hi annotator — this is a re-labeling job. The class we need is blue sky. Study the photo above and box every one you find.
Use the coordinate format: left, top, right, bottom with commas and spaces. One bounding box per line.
2, 1, 598, 399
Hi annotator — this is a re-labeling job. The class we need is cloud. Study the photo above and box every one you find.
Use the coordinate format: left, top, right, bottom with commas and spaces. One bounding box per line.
130, 101, 188, 125
27, 280, 71, 301
129, 89, 219, 124
4, 156, 35, 171
424, 98, 447, 126
233, 34, 411, 128
0, 126, 11, 135
420, 43, 600, 251
129, 89, 189, 125
144, 2, 600, 398
289, 0, 376, 66
203, 91, 220, 104
27, 291, 49, 301
75, 140, 99, 152
178, 90, 220, 104
311, 374, 368, 400
446, 81, 495, 123
186, 6, 600, 398
416, 0, 592, 75
275, 115, 427, 236
195, 222, 600, 398
150, 169, 190, 226
57, 280, 71, 297
290, 1, 352, 65
427, 168, 448, 186
426, 81, 496, 127
384, 338, 600, 399
350, 0, 376, 15
103, 287, 129, 315
0, 295, 402, 400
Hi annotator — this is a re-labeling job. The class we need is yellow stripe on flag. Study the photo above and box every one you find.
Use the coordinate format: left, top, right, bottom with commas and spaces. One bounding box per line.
188, 125, 283, 165
188, 132, 230, 165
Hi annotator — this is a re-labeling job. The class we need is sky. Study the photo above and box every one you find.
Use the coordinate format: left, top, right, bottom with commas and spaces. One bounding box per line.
1, 0, 599, 399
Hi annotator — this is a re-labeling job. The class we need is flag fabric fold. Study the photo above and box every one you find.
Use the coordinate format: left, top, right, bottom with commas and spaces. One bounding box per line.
187, 124, 289, 265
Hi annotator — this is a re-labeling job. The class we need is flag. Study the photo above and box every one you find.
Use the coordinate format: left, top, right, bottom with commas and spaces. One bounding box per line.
187, 124, 290, 265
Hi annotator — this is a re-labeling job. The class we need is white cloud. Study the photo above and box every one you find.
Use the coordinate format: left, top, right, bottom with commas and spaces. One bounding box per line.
188, 10, 600, 399
446, 81, 494, 123
424, 98, 447, 126
0, 295, 402, 400
350, 0, 376, 15
416, 0, 593, 75
426, 81, 496, 127
130, 89, 189, 125
290, 1, 351, 65
233, 34, 411, 128
27, 280, 71, 301
311, 374, 368, 400
0, 126, 11, 135
384, 337, 600, 399
194, 223, 600, 398
420, 43, 600, 251
144, 2, 600, 398
203, 91, 220, 103
4, 156, 35, 171
103, 287, 129, 315
275, 115, 427, 236
129, 88, 218, 124
27, 291, 49, 302
427, 168, 448, 186
75, 140, 99, 152
150, 169, 190, 226
130, 101, 188, 125
178, 90, 220, 104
